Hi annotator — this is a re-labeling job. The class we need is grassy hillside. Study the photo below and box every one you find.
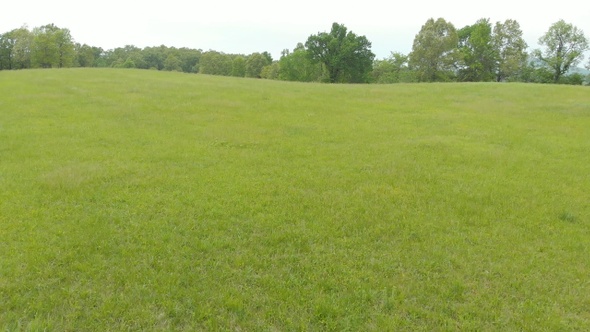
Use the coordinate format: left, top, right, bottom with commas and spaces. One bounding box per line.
1, 69, 589, 330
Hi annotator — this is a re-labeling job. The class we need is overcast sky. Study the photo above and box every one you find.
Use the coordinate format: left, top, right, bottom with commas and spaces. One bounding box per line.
3, 0, 589, 60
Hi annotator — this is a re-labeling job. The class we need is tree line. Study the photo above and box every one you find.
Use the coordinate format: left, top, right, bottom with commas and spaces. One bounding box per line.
1, 19, 588, 85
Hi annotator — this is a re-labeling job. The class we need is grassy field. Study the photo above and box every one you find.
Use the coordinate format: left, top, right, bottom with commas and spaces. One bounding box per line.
1, 68, 589, 330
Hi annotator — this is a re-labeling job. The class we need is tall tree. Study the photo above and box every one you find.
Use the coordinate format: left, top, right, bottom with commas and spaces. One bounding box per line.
103, 45, 143, 68
11, 27, 33, 69
371, 52, 414, 83
142, 46, 167, 70
260, 62, 280, 80
0, 30, 17, 69
305, 22, 374, 83
177, 47, 201, 73
31, 24, 59, 68
75, 43, 102, 67
231, 56, 246, 77
492, 19, 528, 82
0, 28, 30, 69
31, 24, 75, 68
164, 52, 182, 71
409, 18, 460, 82
245, 52, 271, 78
54, 27, 75, 67
457, 18, 496, 82
278, 44, 324, 82
199, 51, 232, 76
534, 20, 588, 83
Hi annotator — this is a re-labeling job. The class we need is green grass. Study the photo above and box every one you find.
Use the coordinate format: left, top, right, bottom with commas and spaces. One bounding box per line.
1, 68, 589, 330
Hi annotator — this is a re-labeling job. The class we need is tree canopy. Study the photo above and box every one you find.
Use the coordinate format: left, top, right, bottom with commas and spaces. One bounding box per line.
457, 19, 496, 82
305, 23, 375, 83
277, 44, 321, 82
534, 20, 588, 83
492, 19, 528, 82
0, 20, 588, 85
409, 18, 460, 82
31, 24, 75, 68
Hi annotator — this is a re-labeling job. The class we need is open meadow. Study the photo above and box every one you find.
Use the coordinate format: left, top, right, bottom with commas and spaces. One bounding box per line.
1, 69, 589, 330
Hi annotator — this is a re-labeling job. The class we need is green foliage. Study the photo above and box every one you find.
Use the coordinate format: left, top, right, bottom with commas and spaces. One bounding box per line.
141, 46, 167, 70
493, 19, 528, 82
164, 53, 182, 72
0, 20, 587, 86
30, 24, 75, 68
278, 44, 324, 82
457, 19, 496, 82
75, 44, 103, 67
0, 26, 33, 69
122, 58, 136, 68
199, 51, 233, 76
534, 20, 589, 83
305, 23, 375, 83
519, 61, 554, 83
105, 45, 144, 68
30, 25, 59, 68
559, 73, 585, 85
177, 48, 202, 73
1, 69, 590, 330
231, 56, 246, 77
260, 62, 279, 79
245, 52, 271, 78
0, 24, 203, 73
409, 18, 460, 82
371, 52, 416, 83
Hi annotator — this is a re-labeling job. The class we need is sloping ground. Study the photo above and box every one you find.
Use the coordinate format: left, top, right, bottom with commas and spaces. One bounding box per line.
1, 69, 589, 330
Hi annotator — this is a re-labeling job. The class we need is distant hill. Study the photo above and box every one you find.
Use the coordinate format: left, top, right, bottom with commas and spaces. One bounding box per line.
570, 66, 590, 76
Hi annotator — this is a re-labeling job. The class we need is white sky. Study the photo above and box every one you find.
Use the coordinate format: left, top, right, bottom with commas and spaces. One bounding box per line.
2, 0, 589, 60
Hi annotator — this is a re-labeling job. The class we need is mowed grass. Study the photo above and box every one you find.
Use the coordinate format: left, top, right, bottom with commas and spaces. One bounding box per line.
1, 68, 589, 330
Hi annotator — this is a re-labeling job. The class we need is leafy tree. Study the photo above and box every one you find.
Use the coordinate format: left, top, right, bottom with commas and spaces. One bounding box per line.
231, 56, 246, 77
305, 22, 375, 83
12, 27, 33, 69
371, 58, 397, 84
31, 25, 59, 68
122, 58, 136, 68
559, 73, 584, 85
261, 51, 273, 65
520, 60, 553, 83
76, 43, 102, 67
245, 52, 271, 78
457, 18, 496, 82
260, 62, 280, 79
0, 30, 14, 69
54, 27, 75, 67
492, 19, 528, 82
371, 52, 415, 83
0, 32, 9, 69
409, 18, 460, 82
199, 51, 232, 76
164, 53, 182, 71
142, 46, 167, 70
534, 20, 589, 83
0, 28, 32, 69
278, 44, 324, 82
104, 45, 144, 68
30, 24, 75, 68
177, 47, 201, 73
